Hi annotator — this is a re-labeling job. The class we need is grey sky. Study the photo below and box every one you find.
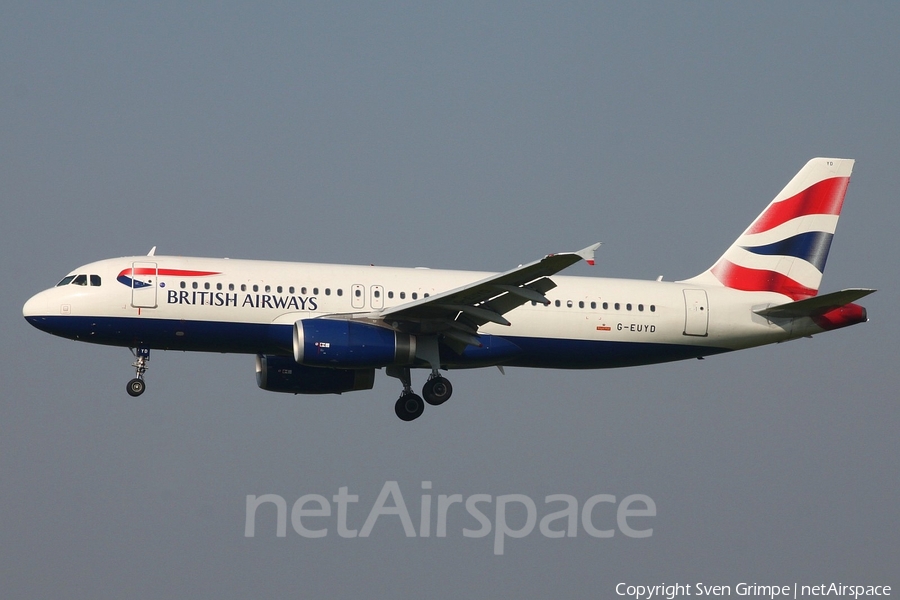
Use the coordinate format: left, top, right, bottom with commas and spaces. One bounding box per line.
2, 3, 897, 598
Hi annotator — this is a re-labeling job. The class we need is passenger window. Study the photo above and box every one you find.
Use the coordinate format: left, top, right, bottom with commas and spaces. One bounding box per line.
277, 286, 283, 293
424, 293, 429, 298
216, 283, 222, 291
180, 281, 186, 289
253, 285, 258, 292
205, 282, 211, 290
400, 292, 406, 299
567, 300, 573, 308
579, 301, 584, 308
555, 300, 561, 307
337, 289, 343, 296
602, 302, 608, 310
412, 292, 418, 300
57, 275, 76, 287
355, 289, 362, 297
301, 287, 307, 294
374, 290, 380, 298
638, 304, 644, 312
388, 291, 394, 299
591, 301, 596, 309
241, 284, 247, 292
288, 286, 294, 294
614, 303, 620, 310
229, 284, 235, 291
313, 288, 319, 295
650, 305, 656, 312
325, 288, 331, 296
265, 285, 271, 293
193, 282, 199, 289
90, 275, 101, 286
626, 303, 632, 311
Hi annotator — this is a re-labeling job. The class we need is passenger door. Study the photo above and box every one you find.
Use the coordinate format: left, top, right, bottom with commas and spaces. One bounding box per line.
130, 261, 158, 309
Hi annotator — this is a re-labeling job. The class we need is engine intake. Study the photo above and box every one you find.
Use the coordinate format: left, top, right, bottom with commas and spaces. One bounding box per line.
293, 319, 415, 368
256, 354, 375, 394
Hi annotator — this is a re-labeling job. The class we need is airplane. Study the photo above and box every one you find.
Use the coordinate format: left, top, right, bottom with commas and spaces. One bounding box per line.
23, 158, 874, 421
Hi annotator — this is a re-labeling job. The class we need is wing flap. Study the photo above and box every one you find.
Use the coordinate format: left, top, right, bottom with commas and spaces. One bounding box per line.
435, 303, 512, 326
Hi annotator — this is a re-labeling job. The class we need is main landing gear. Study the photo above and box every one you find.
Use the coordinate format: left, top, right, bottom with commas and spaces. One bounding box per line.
126, 348, 150, 397
387, 366, 453, 422
423, 376, 453, 405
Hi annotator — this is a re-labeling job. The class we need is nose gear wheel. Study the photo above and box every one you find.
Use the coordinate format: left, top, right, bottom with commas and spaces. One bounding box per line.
127, 348, 150, 397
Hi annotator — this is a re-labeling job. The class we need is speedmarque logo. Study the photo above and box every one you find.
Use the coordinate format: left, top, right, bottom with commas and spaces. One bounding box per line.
245, 481, 656, 555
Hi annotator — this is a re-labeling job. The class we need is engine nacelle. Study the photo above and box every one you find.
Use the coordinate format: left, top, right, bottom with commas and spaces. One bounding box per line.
256, 354, 375, 394
293, 319, 416, 368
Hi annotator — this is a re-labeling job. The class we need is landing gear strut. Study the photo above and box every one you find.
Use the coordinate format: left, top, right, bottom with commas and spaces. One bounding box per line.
386, 365, 454, 422
127, 347, 150, 397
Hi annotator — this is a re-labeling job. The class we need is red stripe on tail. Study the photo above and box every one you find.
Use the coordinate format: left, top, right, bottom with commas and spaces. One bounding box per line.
710, 260, 817, 301
747, 177, 849, 234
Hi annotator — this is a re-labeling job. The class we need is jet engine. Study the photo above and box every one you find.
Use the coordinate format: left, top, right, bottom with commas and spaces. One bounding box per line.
255, 354, 375, 394
293, 319, 416, 368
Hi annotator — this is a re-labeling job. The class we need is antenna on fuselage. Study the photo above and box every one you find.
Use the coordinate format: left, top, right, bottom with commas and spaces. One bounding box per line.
147, 246, 157, 256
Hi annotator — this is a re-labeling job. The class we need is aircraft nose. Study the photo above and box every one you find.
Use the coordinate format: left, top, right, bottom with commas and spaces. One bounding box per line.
24, 292, 42, 318
23, 289, 57, 324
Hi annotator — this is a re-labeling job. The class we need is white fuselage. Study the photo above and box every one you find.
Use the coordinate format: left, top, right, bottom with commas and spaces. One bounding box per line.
23, 254, 822, 370
21, 158, 871, 419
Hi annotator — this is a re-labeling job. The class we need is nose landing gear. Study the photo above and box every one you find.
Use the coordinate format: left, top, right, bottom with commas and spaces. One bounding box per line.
126, 347, 150, 397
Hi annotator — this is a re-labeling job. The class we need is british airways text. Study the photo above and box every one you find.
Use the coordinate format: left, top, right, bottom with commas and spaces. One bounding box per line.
167, 290, 318, 310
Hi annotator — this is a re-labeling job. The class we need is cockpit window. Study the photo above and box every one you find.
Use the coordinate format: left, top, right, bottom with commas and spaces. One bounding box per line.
54, 274, 101, 286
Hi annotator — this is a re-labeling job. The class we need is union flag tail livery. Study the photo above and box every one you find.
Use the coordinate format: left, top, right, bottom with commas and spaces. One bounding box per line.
688, 158, 853, 300
23, 157, 874, 421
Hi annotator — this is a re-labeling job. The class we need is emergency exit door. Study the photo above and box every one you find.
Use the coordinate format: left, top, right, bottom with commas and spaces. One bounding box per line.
683, 289, 709, 336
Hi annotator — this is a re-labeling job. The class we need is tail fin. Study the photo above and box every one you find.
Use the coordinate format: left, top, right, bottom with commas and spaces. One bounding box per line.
685, 158, 854, 300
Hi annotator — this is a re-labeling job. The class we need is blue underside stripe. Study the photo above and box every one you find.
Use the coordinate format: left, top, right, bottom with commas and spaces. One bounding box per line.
25, 315, 730, 369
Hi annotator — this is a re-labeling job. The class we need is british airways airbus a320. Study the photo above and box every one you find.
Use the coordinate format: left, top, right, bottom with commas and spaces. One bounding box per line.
24, 158, 874, 421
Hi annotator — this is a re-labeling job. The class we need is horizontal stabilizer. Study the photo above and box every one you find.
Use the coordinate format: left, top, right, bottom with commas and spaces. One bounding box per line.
754, 288, 876, 318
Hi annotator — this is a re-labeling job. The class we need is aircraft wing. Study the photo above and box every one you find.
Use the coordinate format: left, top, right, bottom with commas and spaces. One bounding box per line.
371, 243, 601, 346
